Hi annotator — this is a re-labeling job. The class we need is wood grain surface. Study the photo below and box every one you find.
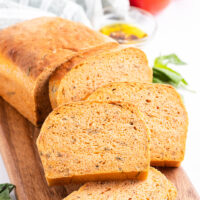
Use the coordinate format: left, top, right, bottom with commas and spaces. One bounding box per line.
0, 97, 199, 200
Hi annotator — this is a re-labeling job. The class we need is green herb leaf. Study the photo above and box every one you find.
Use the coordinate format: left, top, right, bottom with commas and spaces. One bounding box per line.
0, 184, 15, 200
153, 54, 188, 89
154, 53, 186, 67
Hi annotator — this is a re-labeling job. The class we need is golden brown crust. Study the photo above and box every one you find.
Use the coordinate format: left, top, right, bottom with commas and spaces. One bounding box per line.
150, 160, 181, 167
47, 170, 148, 186
0, 17, 116, 79
0, 17, 116, 125
0, 54, 37, 123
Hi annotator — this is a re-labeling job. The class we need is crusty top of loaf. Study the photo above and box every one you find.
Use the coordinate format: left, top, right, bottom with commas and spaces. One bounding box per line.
0, 17, 116, 79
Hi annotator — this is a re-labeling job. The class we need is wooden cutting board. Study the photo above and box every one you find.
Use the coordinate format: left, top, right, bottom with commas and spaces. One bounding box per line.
0, 97, 199, 200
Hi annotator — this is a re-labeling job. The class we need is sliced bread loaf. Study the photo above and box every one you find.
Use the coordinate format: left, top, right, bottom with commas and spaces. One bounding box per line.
0, 17, 116, 126
87, 82, 188, 167
37, 101, 150, 186
64, 167, 177, 200
49, 45, 152, 108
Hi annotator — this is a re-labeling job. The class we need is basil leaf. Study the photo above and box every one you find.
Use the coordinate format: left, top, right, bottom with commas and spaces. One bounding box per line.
154, 53, 186, 67
153, 77, 166, 84
0, 184, 15, 200
153, 66, 187, 87
153, 54, 188, 89
0, 188, 11, 200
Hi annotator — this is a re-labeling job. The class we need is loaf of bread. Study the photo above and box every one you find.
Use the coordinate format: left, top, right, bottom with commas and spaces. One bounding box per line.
0, 17, 116, 126
49, 45, 152, 108
87, 82, 188, 167
37, 101, 150, 186
64, 167, 177, 200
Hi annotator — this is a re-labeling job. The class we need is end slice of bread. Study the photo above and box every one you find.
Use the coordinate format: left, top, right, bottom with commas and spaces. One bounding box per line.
87, 82, 188, 167
37, 101, 150, 186
49, 45, 152, 108
64, 167, 177, 200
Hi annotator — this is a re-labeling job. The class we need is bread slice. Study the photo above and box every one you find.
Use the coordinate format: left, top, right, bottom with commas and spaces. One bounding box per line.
49, 45, 152, 108
0, 17, 116, 126
37, 101, 150, 186
87, 82, 188, 167
64, 167, 177, 200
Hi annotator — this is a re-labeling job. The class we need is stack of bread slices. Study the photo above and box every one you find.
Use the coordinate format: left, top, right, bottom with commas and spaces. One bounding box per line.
0, 17, 188, 199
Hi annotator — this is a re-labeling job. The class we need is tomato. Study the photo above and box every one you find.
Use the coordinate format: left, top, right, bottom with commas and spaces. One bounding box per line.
129, 0, 171, 14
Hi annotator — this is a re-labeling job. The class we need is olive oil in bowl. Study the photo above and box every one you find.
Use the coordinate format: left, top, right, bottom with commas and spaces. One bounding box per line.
100, 23, 147, 44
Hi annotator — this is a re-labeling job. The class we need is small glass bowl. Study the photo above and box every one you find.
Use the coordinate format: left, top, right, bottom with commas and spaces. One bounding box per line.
94, 6, 157, 47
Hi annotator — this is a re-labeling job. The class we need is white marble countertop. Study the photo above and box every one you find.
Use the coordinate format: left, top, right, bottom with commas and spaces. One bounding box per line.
0, 0, 200, 197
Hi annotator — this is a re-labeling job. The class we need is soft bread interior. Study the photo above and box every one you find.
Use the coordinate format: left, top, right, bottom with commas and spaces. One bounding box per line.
49, 45, 152, 108
64, 167, 177, 200
49, 44, 118, 108
37, 101, 150, 185
87, 82, 188, 167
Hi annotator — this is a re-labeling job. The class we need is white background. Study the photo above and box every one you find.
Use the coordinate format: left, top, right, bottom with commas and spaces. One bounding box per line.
0, 0, 200, 197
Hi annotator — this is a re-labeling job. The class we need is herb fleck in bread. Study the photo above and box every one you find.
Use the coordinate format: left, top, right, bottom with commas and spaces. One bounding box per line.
37, 101, 150, 186
64, 167, 177, 200
87, 82, 188, 167
49, 45, 152, 108
0, 17, 116, 126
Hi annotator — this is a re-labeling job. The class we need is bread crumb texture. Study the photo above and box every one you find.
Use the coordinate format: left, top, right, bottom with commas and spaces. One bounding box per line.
64, 167, 177, 200
87, 82, 188, 167
37, 101, 150, 185
49, 45, 152, 108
